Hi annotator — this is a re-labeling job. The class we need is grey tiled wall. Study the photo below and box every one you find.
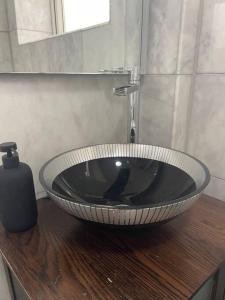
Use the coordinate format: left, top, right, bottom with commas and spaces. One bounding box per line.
0, 74, 128, 198
139, 0, 225, 201
143, 0, 200, 75
187, 75, 225, 200
140, 75, 176, 147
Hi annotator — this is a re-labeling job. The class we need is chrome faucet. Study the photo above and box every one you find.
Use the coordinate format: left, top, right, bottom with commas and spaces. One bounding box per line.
112, 67, 140, 143
100, 67, 140, 143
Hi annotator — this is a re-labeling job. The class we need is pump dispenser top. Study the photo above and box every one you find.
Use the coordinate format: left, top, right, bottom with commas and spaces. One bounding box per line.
0, 142, 19, 169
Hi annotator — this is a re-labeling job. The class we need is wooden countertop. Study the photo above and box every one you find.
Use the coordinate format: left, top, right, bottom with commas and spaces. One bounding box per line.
0, 195, 225, 300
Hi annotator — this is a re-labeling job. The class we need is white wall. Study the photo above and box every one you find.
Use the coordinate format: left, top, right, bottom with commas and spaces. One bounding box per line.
0, 74, 128, 198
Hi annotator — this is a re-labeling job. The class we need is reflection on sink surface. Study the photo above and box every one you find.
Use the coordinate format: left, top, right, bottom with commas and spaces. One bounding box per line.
52, 157, 196, 207
40, 144, 210, 226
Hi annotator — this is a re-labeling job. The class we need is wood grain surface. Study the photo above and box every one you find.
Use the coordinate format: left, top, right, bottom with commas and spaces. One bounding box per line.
0, 195, 225, 300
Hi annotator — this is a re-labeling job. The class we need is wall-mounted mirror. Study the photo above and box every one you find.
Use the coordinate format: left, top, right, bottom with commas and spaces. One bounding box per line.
0, 0, 143, 73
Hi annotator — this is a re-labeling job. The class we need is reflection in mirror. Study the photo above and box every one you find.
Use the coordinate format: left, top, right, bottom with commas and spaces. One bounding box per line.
0, 0, 143, 73
62, 0, 110, 33
16, 0, 110, 45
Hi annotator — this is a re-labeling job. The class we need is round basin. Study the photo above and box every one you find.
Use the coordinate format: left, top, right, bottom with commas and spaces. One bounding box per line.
39, 144, 210, 226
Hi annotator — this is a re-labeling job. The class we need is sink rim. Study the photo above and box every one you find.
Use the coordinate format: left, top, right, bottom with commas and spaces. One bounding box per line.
39, 143, 210, 210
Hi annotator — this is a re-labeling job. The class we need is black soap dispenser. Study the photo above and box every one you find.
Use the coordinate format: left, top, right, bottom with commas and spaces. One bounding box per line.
0, 142, 37, 232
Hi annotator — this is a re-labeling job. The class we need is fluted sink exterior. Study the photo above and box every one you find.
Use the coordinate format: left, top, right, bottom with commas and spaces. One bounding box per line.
40, 144, 210, 226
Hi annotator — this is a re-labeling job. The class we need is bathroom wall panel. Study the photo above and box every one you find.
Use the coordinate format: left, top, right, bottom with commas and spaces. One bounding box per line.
205, 176, 225, 202
0, 74, 128, 198
198, 0, 225, 73
171, 75, 192, 151
124, 0, 142, 68
176, 0, 200, 74
140, 75, 192, 150
139, 75, 176, 146
187, 75, 225, 181
145, 0, 182, 74
143, 0, 200, 75
142, 0, 225, 201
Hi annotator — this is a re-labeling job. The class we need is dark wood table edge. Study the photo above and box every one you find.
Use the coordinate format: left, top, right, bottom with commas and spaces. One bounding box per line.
2, 247, 225, 300
1, 195, 225, 300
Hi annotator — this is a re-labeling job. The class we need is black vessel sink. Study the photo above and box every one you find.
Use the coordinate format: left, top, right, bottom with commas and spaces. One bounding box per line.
40, 144, 210, 226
